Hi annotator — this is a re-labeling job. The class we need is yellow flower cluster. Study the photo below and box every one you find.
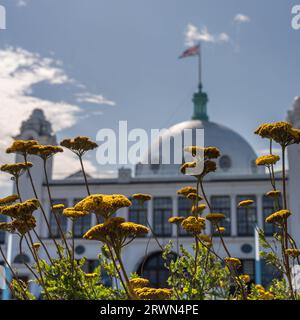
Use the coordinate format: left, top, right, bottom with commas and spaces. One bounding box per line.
254, 285, 274, 300
266, 190, 281, 198
60, 136, 98, 156
0, 162, 33, 177
11, 216, 37, 235
176, 186, 197, 196
6, 140, 38, 155
224, 257, 241, 268
0, 195, 19, 206
184, 146, 221, 159
236, 274, 250, 284
181, 216, 205, 234
168, 216, 185, 225
186, 193, 203, 201
0, 222, 15, 233
255, 122, 300, 146
83, 217, 149, 244
191, 204, 207, 215
206, 213, 225, 223
75, 194, 132, 219
63, 208, 90, 219
216, 227, 225, 233
129, 277, 150, 288
238, 200, 254, 207
32, 243, 41, 251
265, 209, 291, 224
180, 161, 196, 174
285, 248, 300, 258
134, 287, 172, 300
132, 193, 152, 203
0, 199, 40, 219
255, 154, 280, 166
52, 204, 65, 211
85, 273, 98, 279
28, 145, 63, 160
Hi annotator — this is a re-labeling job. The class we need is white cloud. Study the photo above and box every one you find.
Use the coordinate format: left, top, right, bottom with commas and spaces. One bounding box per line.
76, 92, 116, 106
185, 24, 230, 46
234, 14, 251, 24
16, 0, 28, 7
0, 47, 111, 190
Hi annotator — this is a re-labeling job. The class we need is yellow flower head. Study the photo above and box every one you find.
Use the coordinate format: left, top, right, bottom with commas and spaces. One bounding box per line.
132, 193, 152, 203
285, 248, 300, 259
216, 227, 226, 233
255, 154, 280, 166
75, 194, 131, 219
206, 213, 226, 223
0, 195, 19, 206
0, 222, 15, 233
266, 190, 281, 198
238, 200, 254, 207
28, 145, 63, 160
0, 199, 40, 219
134, 287, 172, 300
176, 186, 197, 196
63, 207, 90, 219
186, 193, 203, 202
180, 161, 196, 174
60, 136, 98, 156
52, 204, 65, 211
265, 209, 291, 224
0, 162, 33, 177
119, 222, 149, 236
6, 140, 38, 155
32, 243, 41, 251
224, 257, 241, 268
191, 204, 207, 215
129, 277, 150, 288
199, 234, 212, 246
85, 273, 98, 279
181, 216, 206, 234
204, 147, 221, 159
12, 216, 37, 235
168, 216, 185, 225
237, 274, 250, 284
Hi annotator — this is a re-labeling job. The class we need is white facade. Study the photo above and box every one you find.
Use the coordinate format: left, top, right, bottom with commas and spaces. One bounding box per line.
1, 94, 300, 293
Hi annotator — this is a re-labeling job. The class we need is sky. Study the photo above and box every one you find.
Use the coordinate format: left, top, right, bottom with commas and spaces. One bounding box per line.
0, 0, 299, 195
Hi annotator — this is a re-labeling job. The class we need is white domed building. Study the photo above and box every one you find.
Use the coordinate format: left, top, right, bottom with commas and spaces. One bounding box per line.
1, 84, 300, 296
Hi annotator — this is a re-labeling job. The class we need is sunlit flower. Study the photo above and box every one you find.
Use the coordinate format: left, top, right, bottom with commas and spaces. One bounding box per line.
180, 161, 196, 174
132, 193, 152, 204
60, 136, 98, 157
216, 227, 225, 233
176, 186, 197, 196
206, 213, 225, 223
181, 216, 205, 234
0, 195, 19, 206
238, 200, 254, 207
32, 243, 41, 251
186, 193, 203, 202
28, 144, 63, 160
265, 209, 291, 224
12, 216, 37, 235
168, 216, 185, 224
129, 277, 150, 288
52, 204, 65, 211
0, 199, 40, 219
266, 190, 281, 199
134, 287, 172, 300
0, 162, 33, 178
285, 248, 300, 259
75, 194, 132, 219
224, 257, 241, 268
236, 274, 250, 284
6, 140, 38, 155
63, 207, 90, 219
255, 155, 280, 166
191, 204, 207, 215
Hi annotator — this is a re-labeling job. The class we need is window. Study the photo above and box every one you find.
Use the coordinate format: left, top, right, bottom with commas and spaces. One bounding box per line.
153, 197, 172, 237
73, 199, 92, 238
211, 196, 231, 236
237, 195, 257, 236
240, 259, 255, 282
219, 155, 232, 171
128, 198, 147, 237
177, 197, 191, 236
50, 199, 68, 238
0, 215, 6, 244
262, 195, 282, 236
137, 251, 177, 288
262, 260, 282, 288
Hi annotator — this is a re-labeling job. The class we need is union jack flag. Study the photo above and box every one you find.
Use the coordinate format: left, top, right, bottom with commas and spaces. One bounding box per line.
178, 44, 200, 59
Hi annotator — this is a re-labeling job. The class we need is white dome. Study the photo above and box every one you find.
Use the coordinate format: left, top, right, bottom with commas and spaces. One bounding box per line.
135, 119, 263, 177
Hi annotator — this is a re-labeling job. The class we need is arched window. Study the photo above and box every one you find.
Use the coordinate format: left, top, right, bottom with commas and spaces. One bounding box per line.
137, 251, 177, 288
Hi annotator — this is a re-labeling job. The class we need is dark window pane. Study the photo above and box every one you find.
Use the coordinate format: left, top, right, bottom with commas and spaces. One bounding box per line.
0, 214, 7, 244
50, 199, 68, 238
237, 195, 257, 236
240, 259, 255, 282
153, 197, 172, 237
262, 195, 282, 236
128, 199, 147, 237
211, 196, 231, 236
